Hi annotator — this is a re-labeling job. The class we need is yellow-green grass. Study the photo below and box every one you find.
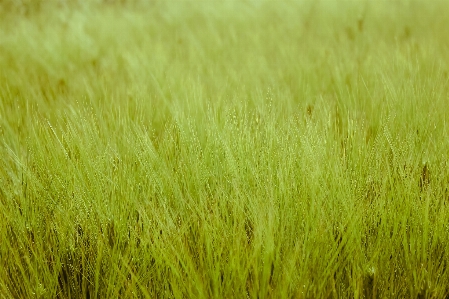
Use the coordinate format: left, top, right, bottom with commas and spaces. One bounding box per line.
1, 0, 449, 298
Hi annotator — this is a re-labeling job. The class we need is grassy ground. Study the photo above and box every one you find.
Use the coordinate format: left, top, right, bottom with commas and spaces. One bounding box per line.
1, 0, 449, 298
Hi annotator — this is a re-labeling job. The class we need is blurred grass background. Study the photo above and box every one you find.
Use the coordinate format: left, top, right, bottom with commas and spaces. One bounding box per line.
1, 0, 449, 298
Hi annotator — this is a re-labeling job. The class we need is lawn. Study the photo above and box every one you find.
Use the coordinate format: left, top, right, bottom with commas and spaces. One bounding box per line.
1, 0, 449, 298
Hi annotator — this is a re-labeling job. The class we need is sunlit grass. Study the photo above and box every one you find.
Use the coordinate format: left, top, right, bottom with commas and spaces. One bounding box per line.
1, 0, 449, 298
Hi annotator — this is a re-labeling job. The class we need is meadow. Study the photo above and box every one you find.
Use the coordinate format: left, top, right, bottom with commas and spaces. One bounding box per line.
1, 0, 449, 298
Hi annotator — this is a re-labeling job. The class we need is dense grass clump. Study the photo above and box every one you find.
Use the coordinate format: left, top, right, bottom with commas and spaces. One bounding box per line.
1, 0, 449, 298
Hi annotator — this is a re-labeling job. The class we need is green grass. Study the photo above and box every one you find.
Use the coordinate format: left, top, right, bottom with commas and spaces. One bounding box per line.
1, 0, 449, 298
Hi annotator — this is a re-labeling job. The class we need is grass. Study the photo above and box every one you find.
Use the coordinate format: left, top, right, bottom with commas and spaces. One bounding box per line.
1, 0, 449, 298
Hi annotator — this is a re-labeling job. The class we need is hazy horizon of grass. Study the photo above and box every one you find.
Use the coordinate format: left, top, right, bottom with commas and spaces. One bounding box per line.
1, 0, 449, 298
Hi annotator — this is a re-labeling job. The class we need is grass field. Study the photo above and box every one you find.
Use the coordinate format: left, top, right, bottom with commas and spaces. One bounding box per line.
1, 0, 449, 298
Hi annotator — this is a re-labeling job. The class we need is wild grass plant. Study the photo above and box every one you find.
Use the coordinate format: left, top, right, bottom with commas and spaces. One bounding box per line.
1, 0, 449, 298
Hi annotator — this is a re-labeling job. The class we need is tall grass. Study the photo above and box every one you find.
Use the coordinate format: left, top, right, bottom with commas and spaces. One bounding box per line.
1, 0, 449, 298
